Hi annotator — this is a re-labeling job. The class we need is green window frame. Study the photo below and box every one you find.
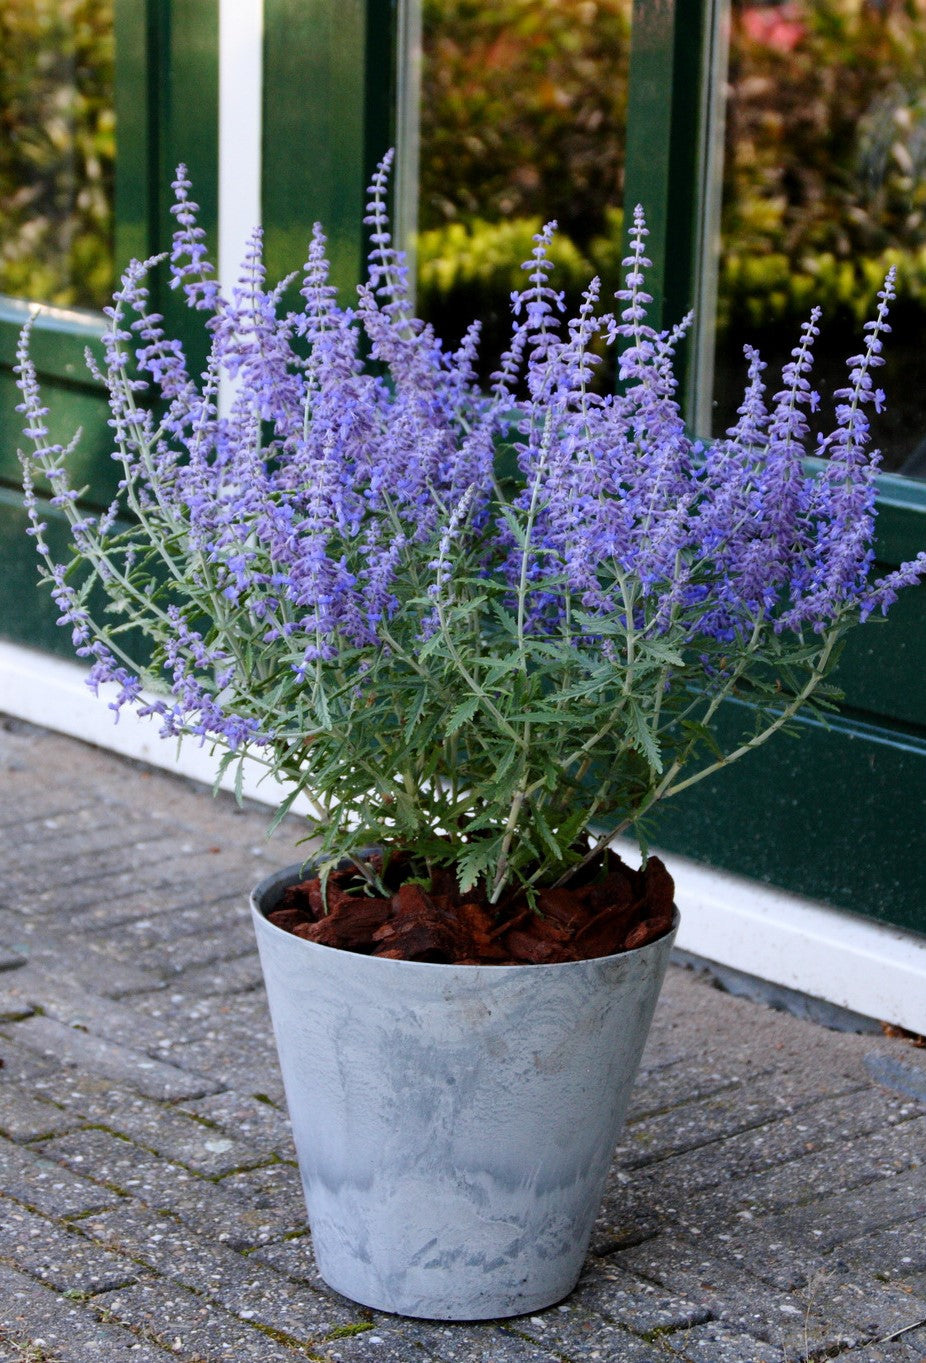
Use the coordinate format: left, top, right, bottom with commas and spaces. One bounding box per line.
0, 0, 218, 654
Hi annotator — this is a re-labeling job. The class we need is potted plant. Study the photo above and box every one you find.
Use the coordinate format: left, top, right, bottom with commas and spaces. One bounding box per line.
15, 152, 925, 1319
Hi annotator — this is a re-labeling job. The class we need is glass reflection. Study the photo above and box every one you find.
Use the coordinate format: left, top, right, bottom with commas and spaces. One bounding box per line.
0, 0, 115, 310
713, 0, 926, 478
415, 0, 631, 380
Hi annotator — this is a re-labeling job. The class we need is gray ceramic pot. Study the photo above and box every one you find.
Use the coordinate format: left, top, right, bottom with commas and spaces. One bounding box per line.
250, 863, 678, 1320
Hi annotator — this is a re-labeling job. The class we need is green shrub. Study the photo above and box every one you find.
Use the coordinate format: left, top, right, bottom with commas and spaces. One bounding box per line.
0, 0, 115, 310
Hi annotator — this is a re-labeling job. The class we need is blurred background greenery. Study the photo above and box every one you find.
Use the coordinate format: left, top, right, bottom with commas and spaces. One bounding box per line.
415, 0, 926, 468
0, 0, 114, 310
3, 0, 925, 464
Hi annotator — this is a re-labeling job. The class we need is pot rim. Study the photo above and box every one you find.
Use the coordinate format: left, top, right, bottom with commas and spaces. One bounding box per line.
250, 860, 680, 975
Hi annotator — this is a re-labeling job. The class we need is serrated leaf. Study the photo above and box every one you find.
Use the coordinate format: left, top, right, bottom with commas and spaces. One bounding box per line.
680, 720, 726, 762
266, 779, 307, 834
496, 504, 530, 551
627, 698, 662, 773
403, 689, 428, 742
490, 600, 520, 635
211, 748, 240, 797
457, 840, 497, 894
532, 803, 563, 860
483, 651, 525, 684
445, 694, 480, 736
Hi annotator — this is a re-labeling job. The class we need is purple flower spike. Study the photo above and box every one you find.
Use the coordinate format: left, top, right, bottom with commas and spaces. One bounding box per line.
16, 154, 925, 896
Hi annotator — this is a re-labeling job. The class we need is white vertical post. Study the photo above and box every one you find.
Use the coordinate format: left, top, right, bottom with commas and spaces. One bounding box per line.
218, 0, 264, 416
395, 0, 423, 302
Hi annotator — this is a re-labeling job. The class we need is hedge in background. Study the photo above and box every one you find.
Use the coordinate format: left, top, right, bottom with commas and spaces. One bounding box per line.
0, 0, 115, 310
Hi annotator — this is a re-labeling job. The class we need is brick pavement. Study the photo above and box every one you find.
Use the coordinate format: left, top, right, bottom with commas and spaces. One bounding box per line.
0, 718, 924, 1363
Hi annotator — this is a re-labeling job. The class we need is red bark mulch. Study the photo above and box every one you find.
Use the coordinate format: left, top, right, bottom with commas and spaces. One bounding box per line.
266, 848, 675, 965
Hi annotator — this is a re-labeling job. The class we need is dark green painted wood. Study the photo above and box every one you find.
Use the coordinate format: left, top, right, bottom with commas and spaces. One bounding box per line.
0, 491, 154, 673
261, 0, 395, 295
0, 298, 113, 505
650, 700, 926, 937
623, 0, 713, 341
837, 577, 926, 732
0, 494, 80, 658
870, 471, 926, 566
114, 0, 219, 371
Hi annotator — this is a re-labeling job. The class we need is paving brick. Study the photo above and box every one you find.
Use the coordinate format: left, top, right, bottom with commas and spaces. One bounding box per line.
0, 1203, 141, 1294
316, 1326, 437, 1363
513, 1288, 698, 1360
0, 1029, 62, 1083
1, 819, 179, 889
625, 1068, 747, 1126
101, 922, 257, 980
614, 1231, 862, 1352
0, 912, 165, 998
0, 986, 35, 1021
0, 1137, 122, 1218
557, 1256, 713, 1335
706, 1162, 926, 1270
0, 946, 26, 973
793, 1270, 926, 1345
7, 1014, 221, 1101
827, 1332, 926, 1363
613, 1084, 916, 1206
0, 967, 183, 1050
5, 725, 926, 1363
0, 1084, 76, 1142
93, 1278, 316, 1361
218, 1161, 307, 1239
320, 1322, 578, 1363
130, 950, 267, 1002
32, 869, 258, 939
164, 1025, 286, 1104
139, 986, 277, 1055
181, 1089, 293, 1162
96, 1097, 267, 1178
616, 1067, 868, 1171
38, 1129, 289, 1248
25, 847, 270, 921
0, 1262, 169, 1362
865, 1050, 926, 1105
249, 1235, 330, 1292
652, 1110, 925, 1234
95, 890, 246, 945
2, 1066, 261, 1176
838, 1216, 926, 1281
663, 1321, 787, 1362
80, 1203, 362, 1339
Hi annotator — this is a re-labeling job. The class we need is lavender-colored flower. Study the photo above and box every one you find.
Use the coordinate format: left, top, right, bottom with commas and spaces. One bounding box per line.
16, 157, 926, 895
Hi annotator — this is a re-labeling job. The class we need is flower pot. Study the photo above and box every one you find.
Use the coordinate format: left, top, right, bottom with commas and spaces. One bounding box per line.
250, 862, 679, 1320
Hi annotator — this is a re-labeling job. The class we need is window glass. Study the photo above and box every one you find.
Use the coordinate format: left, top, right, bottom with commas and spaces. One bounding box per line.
0, 0, 115, 310
414, 0, 632, 380
712, 0, 926, 478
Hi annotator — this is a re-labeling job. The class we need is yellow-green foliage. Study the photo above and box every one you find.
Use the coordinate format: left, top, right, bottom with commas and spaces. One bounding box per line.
418, 0, 926, 339
0, 0, 115, 310
417, 216, 594, 300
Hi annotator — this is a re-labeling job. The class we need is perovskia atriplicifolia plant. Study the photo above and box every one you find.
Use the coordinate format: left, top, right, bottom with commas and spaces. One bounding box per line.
15, 151, 926, 909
